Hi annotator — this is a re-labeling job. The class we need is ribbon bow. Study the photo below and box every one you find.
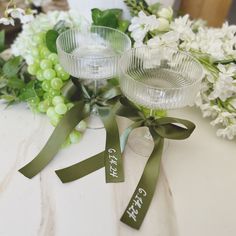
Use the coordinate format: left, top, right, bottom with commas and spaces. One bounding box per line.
56, 97, 195, 230
19, 78, 124, 183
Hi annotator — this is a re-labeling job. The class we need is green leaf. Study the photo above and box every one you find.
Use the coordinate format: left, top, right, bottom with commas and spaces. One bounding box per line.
103, 9, 123, 19
92, 8, 103, 25
0, 30, 5, 53
19, 80, 37, 101
92, 8, 122, 29
46, 30, 59, 53
0, 94, 17, 102
7, 77, 25, 89
118, 20, 130, 32
0, 77, 8, 89
98, 12, 119, 29
3, 56, 22, 78
148, 3, 161, 14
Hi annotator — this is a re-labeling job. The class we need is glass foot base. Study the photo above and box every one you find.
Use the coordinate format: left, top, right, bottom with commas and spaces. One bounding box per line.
127, 127, 169, 157
85, 114, 104, 130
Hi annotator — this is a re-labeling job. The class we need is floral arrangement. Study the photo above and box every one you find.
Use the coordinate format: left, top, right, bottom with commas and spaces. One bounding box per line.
126, 1, 236, 140
1, 0, 236, 140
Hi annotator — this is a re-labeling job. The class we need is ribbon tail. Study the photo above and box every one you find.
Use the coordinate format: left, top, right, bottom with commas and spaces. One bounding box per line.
19, 101, 89, 179
55, 121, 140, 183
98, 107, 124, 183
120, 128, 164, 229
55, 151, 105, 183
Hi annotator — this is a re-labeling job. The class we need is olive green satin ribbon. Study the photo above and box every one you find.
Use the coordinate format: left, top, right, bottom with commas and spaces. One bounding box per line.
19, 79, 124, 183
55, 121, 141, 183
57, 97, 196, 229
117, 97, 196, 229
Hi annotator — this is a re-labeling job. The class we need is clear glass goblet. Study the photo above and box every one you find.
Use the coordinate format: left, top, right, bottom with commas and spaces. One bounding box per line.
119, 46, 204, 235
119, 46, 204, 156
56, 26, 131, 129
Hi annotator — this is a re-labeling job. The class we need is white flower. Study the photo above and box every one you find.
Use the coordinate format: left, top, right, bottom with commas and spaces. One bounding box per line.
217, 63, 236, 77
229, 98, 236, 109
20, 14, 35, 24
216, 125, 236, 140
209, 74, 236, 101
147, 31, 179, 48
170, 15, 194, 41
211, 112, 234, 126
0, 17, 15, 26
6, 8, 25, 19
12, 10, 89, 59
129, 11, 159, 43
157, 7, 173, 20
157, 18, 170, 31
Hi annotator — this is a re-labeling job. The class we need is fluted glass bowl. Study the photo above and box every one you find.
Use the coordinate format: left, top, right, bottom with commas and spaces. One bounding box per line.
56, 26, 132, 80
119, 46, 204, 110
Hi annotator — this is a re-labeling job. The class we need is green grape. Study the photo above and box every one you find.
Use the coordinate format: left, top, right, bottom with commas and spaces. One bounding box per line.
42, 80, 51, 91
38, 101, 49, 113
59, 71, 70, 81
32, 48, 39, 57
36, 70, 45, 81
48, 89, 60, 97
33, 33, 45, 44
55, 64, 64, 73
40, 59, 53, 70
28, 97, 40, 111
55, 103, 67, 115
52, 95, 64, 106
40, 46, 50, 58
48, 53, 59, 64
51, 78, 63, 90
44, 99, 51, 107
43, 92, 51, 100
43, 69, 56, 80
69, 130, 82, 144
50, 115, 61, 127
62, 137, 71, 148
67, 103, 74, 110
76, 120, 87, 132
46, 107, 56, 118
27, 63, 39, 76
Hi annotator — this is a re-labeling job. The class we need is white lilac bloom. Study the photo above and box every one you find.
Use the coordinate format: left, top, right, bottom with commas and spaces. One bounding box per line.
216, 125, 236, 140
147, 31, 179, 49
6, 8, 25, 20
0, 17, 15, 26
157, 18, 170, 31
208, 64, 236, 101
157, 7, 173, 21
170, 15, 195, 41
210, 112, 235, 126
129, 11, 160, 43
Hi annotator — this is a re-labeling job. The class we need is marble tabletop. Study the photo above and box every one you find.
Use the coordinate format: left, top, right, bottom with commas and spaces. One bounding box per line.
0, 101, 236, 236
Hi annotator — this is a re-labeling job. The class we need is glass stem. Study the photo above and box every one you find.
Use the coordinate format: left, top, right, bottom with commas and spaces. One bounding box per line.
149, 109, 154, 117
94, 80, 98, 95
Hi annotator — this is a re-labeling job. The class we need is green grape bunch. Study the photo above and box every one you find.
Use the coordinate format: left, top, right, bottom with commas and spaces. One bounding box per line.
27, 30, 86, 146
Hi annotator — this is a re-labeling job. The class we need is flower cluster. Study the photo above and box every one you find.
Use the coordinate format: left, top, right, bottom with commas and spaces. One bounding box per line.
12, 10, 88, 64
0, 0, 46, 26
129, 7, 236, 140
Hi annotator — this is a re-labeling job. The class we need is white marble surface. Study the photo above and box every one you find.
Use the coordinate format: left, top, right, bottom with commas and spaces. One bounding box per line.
0, 102, 236, 236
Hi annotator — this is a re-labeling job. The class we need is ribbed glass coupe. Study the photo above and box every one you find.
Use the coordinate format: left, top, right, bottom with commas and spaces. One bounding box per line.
56, 25, 131, 128
119, 46, 204, 156
118, 46, 204, 236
